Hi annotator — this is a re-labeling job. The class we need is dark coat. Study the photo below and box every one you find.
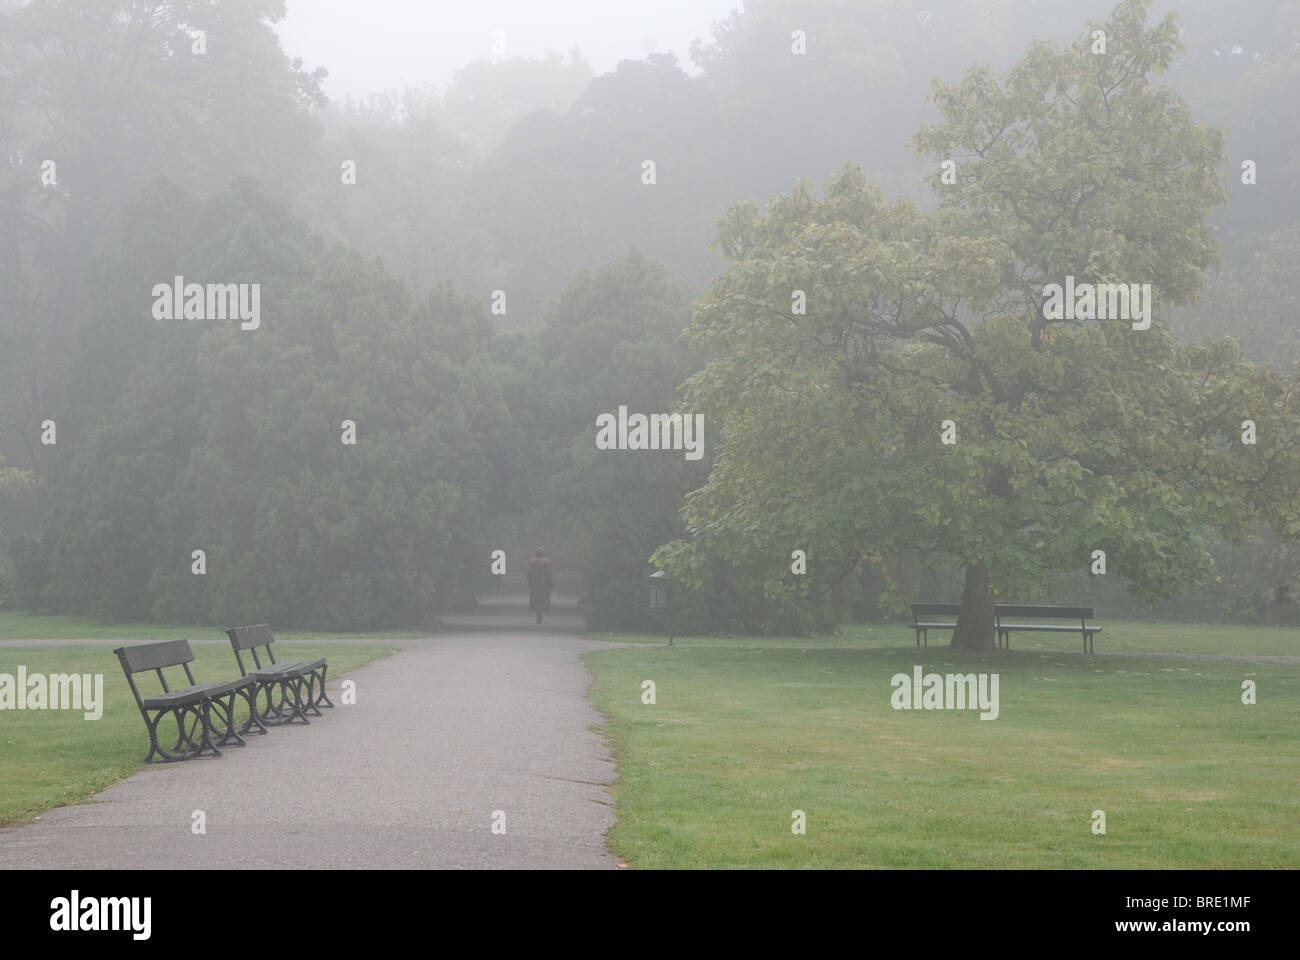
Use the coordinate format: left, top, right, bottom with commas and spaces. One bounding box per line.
527, 556, 553, 612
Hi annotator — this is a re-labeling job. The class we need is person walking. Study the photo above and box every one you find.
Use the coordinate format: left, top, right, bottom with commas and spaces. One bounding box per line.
527, 548, 554, 623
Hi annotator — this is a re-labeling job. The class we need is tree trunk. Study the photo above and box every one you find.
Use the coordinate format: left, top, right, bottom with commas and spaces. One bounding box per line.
951, 561, 995, 651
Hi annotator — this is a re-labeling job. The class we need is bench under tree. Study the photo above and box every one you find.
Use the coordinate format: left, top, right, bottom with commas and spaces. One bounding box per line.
910, 602, 1101, 653
995, 604, 1101, 653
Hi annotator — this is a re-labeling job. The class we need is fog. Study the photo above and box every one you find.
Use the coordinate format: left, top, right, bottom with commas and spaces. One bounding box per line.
1, 0, 1296, 634
1, 0, 1298, 887
274, 0, 741, 100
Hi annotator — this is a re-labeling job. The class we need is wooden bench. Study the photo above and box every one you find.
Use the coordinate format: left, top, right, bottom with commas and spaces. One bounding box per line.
115, 639, 265, 763
995, 604, 1101, 653
226, 624, 332, 726
909, 602, 963, 647
910, 602, 1102, 653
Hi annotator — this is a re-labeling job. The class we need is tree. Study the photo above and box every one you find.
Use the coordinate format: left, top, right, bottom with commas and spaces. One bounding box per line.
1169, 225, 1300, 369
655, 0, 1300, 648
488, 250, 708, 628
465, 54, 728, 327
312, 88, 486, 301
18, 177, 506, 629
441, 50, 593, 158
0, 0, 326, 482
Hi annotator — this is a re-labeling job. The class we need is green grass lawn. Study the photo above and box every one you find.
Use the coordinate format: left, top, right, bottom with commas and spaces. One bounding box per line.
0, 640, 395, 826
584, 623, 1300, 868
590, 618, 1299, 657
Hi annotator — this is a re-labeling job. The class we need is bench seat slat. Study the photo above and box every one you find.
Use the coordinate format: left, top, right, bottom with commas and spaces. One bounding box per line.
248, 656, 326, 677
248, 662, 300, 677
142, 689, 208, 708
285, 656, 327, 672
141, 677, 251, 708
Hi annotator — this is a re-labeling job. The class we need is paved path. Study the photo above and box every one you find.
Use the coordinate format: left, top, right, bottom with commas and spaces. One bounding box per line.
0, 589, 623, 869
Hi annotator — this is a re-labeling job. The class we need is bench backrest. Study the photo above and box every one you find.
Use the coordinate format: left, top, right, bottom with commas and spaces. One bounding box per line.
115, 639, 194, 674
910, 602, 963, 617
912, 603, 1096, 622
226, 623, 278, 675
994, 604, 1093, 620
113, 639, 200, 712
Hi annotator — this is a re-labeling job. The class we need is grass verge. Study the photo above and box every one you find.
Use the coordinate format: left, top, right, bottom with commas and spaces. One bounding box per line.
585, 627, 1299, 868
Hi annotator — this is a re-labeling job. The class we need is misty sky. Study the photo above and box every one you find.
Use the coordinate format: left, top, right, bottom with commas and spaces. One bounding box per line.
274, 0, 743, 102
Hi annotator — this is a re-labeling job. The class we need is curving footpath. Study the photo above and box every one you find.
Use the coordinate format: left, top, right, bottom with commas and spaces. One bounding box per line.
0, 588, 621, 869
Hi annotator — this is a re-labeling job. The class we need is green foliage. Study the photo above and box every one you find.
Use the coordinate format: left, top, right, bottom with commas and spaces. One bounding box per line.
3, 0, 1299, 635
17, 181, 503, 629
1170, 225, 1300, 369
497, 250, 710, 629
0, 457, 32, 609
441, 50, 594, 158
657, 0, 1300, 639
311, 88, 487, 304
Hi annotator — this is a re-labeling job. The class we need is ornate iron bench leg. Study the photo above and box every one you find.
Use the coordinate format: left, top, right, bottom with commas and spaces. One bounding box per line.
180, 704, 211, 758
170, 707, 190, 754
157, 704, 207, 761
312, 664, 333, 709
208, 691, 247, 748
146, 706, 204, 763
192, 701, 223, 758
297, 671, 323, 719
291, 674, 315, 723
236, 684, 268, 736
143, 709, 170, 763
263, 679, 287, 724
276, 674, 311, 725
255, 678, 294, 725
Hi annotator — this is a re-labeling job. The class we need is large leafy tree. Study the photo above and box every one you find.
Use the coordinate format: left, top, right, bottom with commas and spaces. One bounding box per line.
656, 0, 1300, 648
